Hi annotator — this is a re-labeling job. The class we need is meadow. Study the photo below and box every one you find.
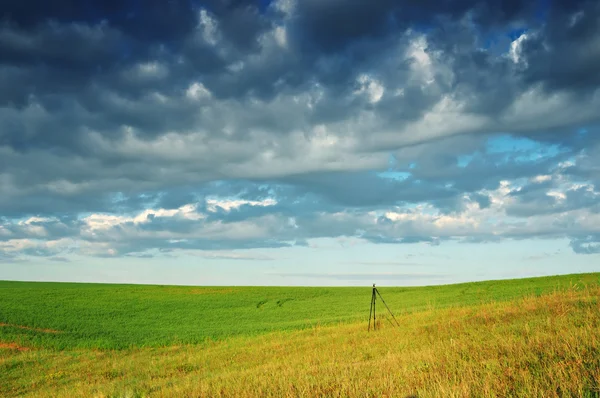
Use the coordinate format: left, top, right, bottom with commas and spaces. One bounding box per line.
1, 273, 599, 397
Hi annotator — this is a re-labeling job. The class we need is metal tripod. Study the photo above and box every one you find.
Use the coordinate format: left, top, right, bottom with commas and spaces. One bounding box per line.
368, 283, 400, 331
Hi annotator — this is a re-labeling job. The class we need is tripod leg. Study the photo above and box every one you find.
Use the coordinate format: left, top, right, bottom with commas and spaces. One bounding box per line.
368, 289, 375, 331
376, 288, 400, 327
373, 288, 376, 330
367, 288, 375, 332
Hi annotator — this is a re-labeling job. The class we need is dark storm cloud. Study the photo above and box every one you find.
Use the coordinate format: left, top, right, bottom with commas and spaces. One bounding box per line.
0, 0, 596, 153
2, 0, 270, 51
0, 217, 78, 241
0, 0, 271, 140
519, 0, 600, 92
470, 193, 491, 209
1, 0, 600, 258
287, 172, 457, 207
289, 0, 538, 53
570, 235, 600, 254
506, 184, 600, 217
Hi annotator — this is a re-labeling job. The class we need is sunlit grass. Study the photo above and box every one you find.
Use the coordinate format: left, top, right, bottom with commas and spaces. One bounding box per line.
1, 273, 599, 396
1, 273, 598, 350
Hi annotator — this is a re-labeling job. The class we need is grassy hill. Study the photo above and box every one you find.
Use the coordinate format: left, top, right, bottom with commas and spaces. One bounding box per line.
1, 273, 599, 350
1, 273, 599, 396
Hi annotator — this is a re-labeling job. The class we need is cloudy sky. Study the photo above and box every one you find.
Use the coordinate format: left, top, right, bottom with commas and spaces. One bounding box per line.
1, 0, 599, 286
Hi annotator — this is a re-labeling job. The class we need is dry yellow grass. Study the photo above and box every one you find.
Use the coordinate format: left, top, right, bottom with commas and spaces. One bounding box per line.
2, 285, 599, 397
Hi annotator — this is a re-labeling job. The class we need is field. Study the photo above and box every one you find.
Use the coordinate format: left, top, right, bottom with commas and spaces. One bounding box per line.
1, 273, 600, 397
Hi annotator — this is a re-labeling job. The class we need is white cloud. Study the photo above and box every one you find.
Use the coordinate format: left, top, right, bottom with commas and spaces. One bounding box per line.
274, 0, 295, 15
532, 175, 552, 183
509, 33, 528, 64
198, 9, 219, 46
406, 35, 435, 86
206, 198, 276, 212
274, 26, 288, 48
355, 74, 385, 103
186, 82, 212, 100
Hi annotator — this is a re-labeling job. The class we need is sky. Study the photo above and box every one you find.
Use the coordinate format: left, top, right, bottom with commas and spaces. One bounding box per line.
1, 0, 600, 286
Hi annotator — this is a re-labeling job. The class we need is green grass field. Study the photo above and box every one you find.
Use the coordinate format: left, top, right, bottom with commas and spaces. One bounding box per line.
1, 273, 600, 397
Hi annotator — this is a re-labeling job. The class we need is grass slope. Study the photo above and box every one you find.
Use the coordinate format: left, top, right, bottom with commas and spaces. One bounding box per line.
1, 273, 599, 350
1, 278, 599, 397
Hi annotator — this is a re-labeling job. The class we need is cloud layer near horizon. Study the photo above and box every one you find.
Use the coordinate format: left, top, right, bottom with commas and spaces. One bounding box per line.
1, 0, 600, 261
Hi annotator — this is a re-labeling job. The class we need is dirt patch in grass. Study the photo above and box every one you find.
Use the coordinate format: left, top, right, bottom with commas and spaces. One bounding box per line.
0, 342, 30, 351
0, 323, 61, 334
